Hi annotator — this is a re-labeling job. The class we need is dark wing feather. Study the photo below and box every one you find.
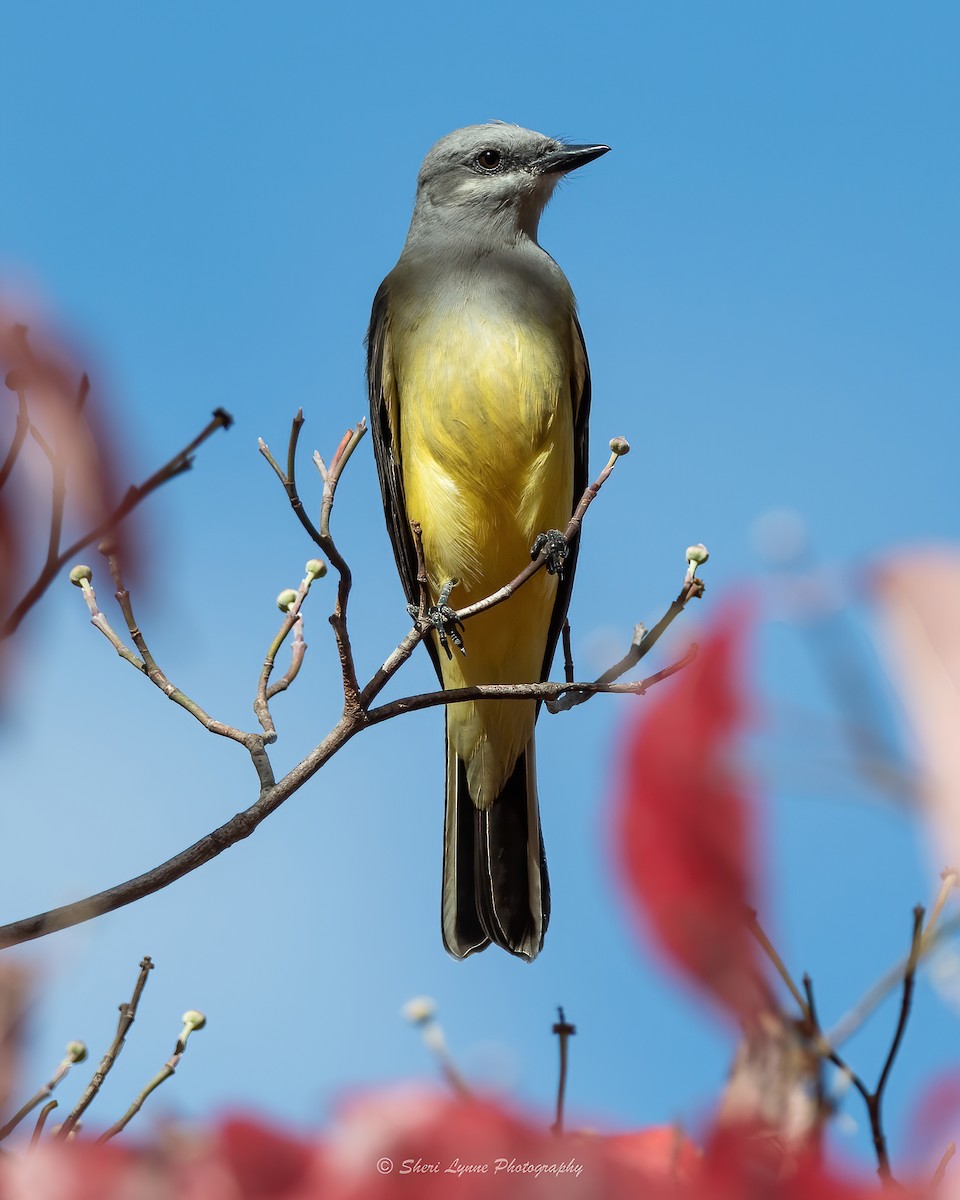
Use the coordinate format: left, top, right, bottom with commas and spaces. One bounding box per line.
366, 280, 443, 681
538, 314, 591, 683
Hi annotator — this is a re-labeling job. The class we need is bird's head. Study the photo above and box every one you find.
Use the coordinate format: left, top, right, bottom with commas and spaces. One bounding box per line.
409, 123, 609, 244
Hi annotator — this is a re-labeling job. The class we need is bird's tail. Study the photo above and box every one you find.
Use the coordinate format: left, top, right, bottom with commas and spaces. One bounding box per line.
441, 732, 550, 961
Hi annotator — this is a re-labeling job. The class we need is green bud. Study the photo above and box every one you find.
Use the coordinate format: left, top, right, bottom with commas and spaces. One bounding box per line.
69, 565, 93, 586
685, 544, 709, 566
65, 1040, 88, 1063
276, 589, 298, 612
305, 558, 328, 579
608, 436, 631, 457
181, 1010, 207, 1031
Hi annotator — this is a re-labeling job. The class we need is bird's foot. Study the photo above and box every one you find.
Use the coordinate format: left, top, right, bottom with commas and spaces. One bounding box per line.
407, 578, 466, 660
531, 529, 569, 578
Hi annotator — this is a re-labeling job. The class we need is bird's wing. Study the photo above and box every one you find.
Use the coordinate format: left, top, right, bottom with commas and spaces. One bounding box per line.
538, 313, 592, 683
366, 280, 443, 680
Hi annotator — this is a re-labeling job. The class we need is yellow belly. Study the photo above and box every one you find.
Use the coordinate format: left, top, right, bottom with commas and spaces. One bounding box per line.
395, 309, 574, 805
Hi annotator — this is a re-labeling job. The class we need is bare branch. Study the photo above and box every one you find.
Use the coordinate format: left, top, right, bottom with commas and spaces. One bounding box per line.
0, 418, 701, 951
100, 551, 271, 775
254, 563, 325, 739
98, 1010, 205, 1142
262, 416, 367, 712
0, 715, 356, 947
3, 408, 232, 640
0, 382, 30, 492
546, 572, 704, 715
0, 1040, 87, 1143
932, 1143, 956, 1189
365, 646, 698, 726
360, 442, 630, 710
30, 1100, 58, 1148
866, 906, 924, 1182
551, 1007, 575, 1137
59, 958, 154, 1137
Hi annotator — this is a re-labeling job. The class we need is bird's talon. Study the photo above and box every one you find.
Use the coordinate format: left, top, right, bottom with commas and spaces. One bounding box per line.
410, 589, 466, 659
431, 603, 466, 658
531, 529, 569, 578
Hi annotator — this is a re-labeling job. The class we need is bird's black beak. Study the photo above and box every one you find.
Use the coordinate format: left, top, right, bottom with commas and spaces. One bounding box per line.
535, 143, 611, 176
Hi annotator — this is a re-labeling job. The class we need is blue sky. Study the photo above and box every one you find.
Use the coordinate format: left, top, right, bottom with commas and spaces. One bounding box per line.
1, 0, 958, 1172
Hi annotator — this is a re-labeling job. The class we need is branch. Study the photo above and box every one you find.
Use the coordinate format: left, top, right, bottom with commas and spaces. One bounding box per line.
551, 1007, 575, 1136
29, 1101, 58, 1148
402, 997, 471, 1099
546, 567, 705, 714
0, 1039, 87, 1142
359, 440, 632, 710
456, 439, 629, 627
98, 1009, 205, 1142
261, 416, 366, 713
0, 377, 30, 492
756, 908, 925, 1186
2, 408, 233, 640
0, 420, 704, 949
80, 553, 275, 791
58, 957, 154, 1137
0, 714, 358, 947
828, 870, 956, 1047
253, 560, 326, 741
365, 646, 698, 726
866, 906, 924, 1184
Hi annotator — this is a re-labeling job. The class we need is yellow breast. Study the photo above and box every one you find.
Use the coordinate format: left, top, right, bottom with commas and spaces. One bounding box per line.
395, 308, 574, 604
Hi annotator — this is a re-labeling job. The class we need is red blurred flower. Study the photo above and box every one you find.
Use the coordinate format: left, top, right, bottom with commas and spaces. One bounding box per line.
611, 605, 770, 1022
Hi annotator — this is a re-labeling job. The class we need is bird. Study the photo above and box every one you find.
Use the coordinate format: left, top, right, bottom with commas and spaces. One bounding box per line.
367, 123, 608, 961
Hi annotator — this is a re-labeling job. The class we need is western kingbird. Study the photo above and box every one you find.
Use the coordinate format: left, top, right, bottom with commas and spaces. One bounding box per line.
367, 123, 608, 961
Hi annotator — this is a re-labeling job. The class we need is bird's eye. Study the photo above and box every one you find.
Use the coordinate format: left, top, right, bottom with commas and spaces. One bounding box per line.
476, 149, 502, 171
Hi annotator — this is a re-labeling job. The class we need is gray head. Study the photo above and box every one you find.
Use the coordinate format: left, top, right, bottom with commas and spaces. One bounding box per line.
406, 122, 609, 246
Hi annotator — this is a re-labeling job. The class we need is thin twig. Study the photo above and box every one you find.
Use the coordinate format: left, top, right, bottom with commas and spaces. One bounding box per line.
561, 620, 574, 685
746, 909, 811, 1019
314, 422, 366, 711
261, 417, 366, 712
29, 1101, 58, 1149
102, 552, 273, 779
932, 1143, 956, 1189
802, 976, 829, 1137
0, 1041, 86, 1142
254, 563, 323, 740
867, 906, 924, 1184
3, 408, 232, 639
802, 910, 925, 1187
258, 410, 323, 547
454, 446, 624, 628
359, 445, 629, 710
364, 647, 698, 725
98, 1010, 205, 1142
551, 1007, 575, 1136
411, 521, 430, 620
264, 617, 307, 701
0, 384, 30, 492
829, 878, 956, 1048
546, 567, 704, 715
59, 958, 155, 1137
924, 869, 958, 945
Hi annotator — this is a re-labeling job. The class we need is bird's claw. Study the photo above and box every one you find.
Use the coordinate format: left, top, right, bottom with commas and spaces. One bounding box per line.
407, 579, 466, 659
531, 529, 569, 578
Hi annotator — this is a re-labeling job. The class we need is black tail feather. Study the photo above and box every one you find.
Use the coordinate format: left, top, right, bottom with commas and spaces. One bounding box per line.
442, 739, 549, 961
